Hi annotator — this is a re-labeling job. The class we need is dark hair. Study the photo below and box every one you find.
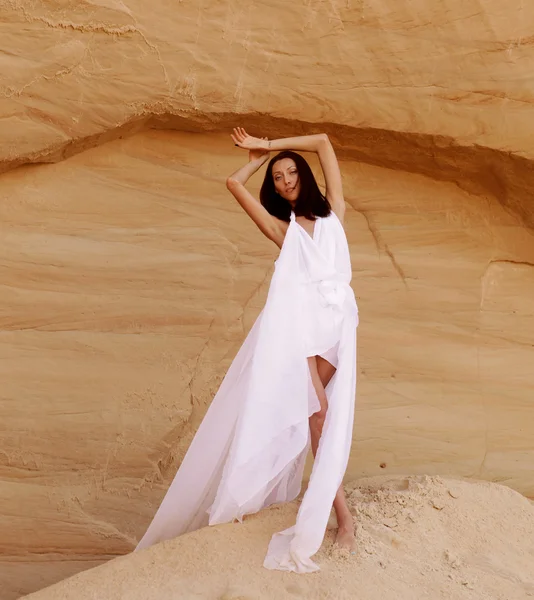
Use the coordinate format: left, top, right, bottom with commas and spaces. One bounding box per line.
259, 151, 331, 221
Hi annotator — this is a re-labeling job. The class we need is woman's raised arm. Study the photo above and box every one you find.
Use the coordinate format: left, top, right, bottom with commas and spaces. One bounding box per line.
231, 128, 345, 222
226, 140, 287, 248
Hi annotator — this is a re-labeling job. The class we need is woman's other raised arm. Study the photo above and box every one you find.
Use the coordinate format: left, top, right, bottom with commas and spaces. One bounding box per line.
226, 139, 287, 248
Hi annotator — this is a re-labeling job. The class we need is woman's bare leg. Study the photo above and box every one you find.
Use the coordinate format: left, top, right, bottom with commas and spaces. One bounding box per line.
307, 355, 356, 552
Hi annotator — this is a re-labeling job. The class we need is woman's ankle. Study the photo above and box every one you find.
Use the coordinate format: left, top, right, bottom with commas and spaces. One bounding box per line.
335, 511, 354, 531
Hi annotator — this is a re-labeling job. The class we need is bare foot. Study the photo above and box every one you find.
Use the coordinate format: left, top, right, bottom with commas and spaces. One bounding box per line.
335, 524, 356, 554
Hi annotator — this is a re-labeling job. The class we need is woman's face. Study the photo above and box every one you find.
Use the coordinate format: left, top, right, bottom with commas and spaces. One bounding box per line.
272, 158, 300, 203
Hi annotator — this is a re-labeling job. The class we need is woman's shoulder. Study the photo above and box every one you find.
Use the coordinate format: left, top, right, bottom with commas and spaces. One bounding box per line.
320, 209, 339, 224
328, 205, 345, 225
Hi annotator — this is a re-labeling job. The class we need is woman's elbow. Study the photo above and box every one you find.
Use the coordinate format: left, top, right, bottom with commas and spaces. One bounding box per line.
316, 133, 330, 150
226, 177, 241, 191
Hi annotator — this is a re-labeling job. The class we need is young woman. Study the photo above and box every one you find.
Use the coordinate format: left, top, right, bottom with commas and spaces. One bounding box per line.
135, 129, 359, 573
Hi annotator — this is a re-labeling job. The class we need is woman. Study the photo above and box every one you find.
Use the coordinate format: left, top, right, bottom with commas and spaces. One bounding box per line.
135, 129, 359, 573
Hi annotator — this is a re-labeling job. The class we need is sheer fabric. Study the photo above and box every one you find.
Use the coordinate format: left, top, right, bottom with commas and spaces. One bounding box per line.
135, 211, 358, 572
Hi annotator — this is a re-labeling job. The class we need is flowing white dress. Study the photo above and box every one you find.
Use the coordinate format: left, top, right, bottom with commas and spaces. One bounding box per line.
135, 210, 359, 573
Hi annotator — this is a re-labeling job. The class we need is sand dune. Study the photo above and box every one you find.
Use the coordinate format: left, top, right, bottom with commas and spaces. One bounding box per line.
22, 475, 534, 600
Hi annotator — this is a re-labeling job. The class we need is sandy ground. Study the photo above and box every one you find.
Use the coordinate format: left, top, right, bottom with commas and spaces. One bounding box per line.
22, 475, 534, 600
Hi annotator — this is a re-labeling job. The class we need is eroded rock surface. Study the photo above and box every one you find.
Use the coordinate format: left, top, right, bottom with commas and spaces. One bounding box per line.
1, 131, 533, 598
1, 1, 534, 598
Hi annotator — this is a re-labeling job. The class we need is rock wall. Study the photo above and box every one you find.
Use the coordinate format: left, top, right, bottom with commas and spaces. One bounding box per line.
1, 1, 534, 598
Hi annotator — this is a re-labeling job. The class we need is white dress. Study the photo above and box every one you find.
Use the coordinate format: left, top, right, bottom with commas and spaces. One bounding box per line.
135, 210, 359, 573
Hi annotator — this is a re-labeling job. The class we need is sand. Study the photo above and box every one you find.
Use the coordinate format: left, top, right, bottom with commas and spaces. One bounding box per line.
21, 475, 534, 600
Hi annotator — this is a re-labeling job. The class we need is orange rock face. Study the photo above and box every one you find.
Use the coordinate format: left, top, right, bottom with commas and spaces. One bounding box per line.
1, 1, 533, 598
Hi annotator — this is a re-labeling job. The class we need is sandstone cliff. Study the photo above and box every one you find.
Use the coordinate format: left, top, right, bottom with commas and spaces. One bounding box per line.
1, 1, 533, 598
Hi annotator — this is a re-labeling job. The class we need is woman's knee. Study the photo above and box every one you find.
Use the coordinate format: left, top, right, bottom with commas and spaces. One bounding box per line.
310, 405, 327, 431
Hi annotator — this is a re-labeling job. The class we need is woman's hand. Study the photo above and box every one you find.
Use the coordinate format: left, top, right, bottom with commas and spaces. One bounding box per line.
248, 137, 270, 163
231, 127, 269, 159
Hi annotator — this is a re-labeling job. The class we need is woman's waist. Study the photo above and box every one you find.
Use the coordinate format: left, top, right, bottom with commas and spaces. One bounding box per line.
303, 278, 357, 312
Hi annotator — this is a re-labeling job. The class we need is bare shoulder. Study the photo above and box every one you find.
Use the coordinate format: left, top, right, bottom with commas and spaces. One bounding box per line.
226, 177, 291, 249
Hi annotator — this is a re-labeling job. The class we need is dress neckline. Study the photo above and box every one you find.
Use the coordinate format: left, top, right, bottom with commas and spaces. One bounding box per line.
293, 214, 318, 241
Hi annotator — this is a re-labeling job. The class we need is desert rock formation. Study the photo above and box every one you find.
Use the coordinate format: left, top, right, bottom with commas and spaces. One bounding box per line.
1, 1, 534, 598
